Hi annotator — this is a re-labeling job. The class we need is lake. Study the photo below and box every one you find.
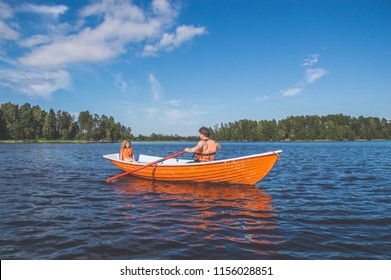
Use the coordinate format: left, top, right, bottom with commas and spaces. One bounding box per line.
0, 141, 390, 259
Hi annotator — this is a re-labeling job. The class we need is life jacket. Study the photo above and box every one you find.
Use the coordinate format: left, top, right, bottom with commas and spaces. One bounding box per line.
196, 139, 217, 162
121, 147, 134, 160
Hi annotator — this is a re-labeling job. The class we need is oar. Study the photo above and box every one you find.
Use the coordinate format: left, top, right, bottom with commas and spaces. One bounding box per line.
106, 150, 186, 183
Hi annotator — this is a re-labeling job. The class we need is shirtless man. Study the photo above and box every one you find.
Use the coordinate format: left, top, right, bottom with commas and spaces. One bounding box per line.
185, 127, 221, 162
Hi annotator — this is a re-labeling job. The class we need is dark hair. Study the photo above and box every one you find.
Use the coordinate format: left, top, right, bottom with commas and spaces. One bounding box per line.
199, 127, 210, 137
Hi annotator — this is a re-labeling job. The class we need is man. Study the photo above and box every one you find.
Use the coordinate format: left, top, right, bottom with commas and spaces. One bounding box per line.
185, 127, 221, 162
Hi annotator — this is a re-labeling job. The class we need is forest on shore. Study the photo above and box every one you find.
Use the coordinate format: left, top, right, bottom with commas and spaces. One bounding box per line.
1, 102, 391, 142
209, 115, 391, 141
0, 102, 132, 142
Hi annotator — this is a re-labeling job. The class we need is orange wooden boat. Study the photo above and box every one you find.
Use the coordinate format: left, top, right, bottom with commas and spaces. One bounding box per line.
103, 150, 282, 185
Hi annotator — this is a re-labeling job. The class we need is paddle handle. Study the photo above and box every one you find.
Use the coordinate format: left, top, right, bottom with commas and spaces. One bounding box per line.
106, 150, 186, 183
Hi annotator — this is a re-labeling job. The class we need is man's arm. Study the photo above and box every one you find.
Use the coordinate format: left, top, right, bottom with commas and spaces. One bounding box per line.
185, 141, 203, 153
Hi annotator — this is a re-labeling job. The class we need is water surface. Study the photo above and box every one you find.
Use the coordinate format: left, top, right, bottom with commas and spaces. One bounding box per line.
0, 141, 390, 259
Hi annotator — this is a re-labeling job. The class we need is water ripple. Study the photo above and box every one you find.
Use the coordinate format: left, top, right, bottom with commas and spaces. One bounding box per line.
1, 142, 390, 259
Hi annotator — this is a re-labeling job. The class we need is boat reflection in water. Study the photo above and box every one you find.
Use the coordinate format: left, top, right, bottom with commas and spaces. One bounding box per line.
114, 178, 284, 258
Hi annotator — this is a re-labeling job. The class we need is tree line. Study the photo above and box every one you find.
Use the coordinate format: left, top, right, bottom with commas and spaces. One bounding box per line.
208, 115, 391, 141
0, 102, 132, 141
1, 102, 390, 142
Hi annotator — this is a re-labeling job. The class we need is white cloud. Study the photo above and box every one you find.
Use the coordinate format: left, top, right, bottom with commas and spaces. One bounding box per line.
149, 73, 162, 101
136, 99, 205, 128
162, 25, 206, 48
1, 0, 206, 98
164, 105, 205, 124
142, 25, 206, 56
17, 0, 187, 69
305, 68, 327, 83
79, 0, 145, 22
114, 73, 128, 92
165, 99, 183, 106
0, 2, 19, 42
152, 0, 175, 17
19, 33, 122, 68
144, 107, 160, 116
164, 109, 187, 123
18, 34, 52, 48
0, 21, 19, 41
0, 54, 15, 64
0, 2, 13, 19
281, 54, 328, 97
303, 53, 319, 66
17, 4, 68, 17
254, 95, 270, 102
280, 87, 303, 97
0, 69, 71, 98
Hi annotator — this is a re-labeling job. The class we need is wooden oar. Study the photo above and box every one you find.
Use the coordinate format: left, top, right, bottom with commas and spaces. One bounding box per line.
106, 150, 186, 183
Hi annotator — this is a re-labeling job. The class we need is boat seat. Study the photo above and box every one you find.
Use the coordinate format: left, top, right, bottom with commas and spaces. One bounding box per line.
138, 154, 192, 165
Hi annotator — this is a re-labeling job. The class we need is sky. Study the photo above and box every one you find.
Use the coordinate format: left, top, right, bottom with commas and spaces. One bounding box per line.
0, 0, 390, 136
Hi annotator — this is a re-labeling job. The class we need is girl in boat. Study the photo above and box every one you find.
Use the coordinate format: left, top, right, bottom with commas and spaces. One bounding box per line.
120, 140, 136, 162
185, 127, 221, 162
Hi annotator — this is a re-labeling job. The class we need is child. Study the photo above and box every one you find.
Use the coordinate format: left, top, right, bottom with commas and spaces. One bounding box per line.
119, 140, 135, 161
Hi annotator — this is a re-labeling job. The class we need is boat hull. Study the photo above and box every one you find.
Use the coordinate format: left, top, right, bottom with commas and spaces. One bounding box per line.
103, 150, 282, 185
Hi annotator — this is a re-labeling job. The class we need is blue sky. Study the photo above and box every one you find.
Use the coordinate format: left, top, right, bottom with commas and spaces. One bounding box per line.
1, 0, 390, 136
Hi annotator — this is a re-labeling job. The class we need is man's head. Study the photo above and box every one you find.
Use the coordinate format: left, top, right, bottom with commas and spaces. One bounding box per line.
199, 127, 210, 137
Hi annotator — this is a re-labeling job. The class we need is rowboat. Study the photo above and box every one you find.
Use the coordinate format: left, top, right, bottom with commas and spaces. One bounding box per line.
103, 150, 282, 185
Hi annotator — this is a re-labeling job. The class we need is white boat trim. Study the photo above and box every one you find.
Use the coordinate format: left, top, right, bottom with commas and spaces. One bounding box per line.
103, 150, 282, 166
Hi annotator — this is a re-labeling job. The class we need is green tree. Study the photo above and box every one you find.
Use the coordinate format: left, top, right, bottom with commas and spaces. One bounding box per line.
0, 109, 8, 139
98, 115, 122, 141
381, 118, 391, 139
0, 102, 19, 139
43, 109, 57, 139
120, 125, 132, 140
31, 105, 45, 139
18, 103, 34, 139
259, 120, 278, 141
240, 119, 258, 141
57, 110, 74, 140
78, 111, 94, 140
322, 120, 337, 140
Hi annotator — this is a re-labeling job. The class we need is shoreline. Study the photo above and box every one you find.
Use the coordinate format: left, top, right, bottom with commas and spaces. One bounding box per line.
0, 139, 390, 144
0, 140, 103, 144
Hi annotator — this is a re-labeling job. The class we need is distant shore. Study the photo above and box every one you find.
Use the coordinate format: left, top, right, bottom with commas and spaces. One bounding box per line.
1, 139, 390, 144
0, 139, 103, 144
